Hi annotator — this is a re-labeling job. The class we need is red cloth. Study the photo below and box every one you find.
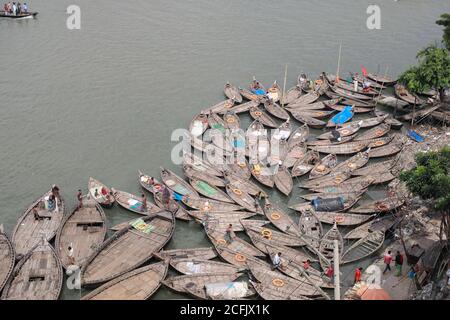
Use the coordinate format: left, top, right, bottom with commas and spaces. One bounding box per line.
101, 187, 108, 195
361, 65, 368, 77
326, 267, 334, 277
355, 269, 361, 282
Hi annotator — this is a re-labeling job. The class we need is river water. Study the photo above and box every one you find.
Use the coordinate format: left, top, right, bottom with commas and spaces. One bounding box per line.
0, 0, 448, 299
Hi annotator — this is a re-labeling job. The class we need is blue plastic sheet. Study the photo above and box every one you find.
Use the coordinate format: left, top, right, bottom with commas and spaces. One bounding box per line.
330, 105, 353, 125
253, 89, 266, 96
173, 192, 184, 201
407, 130, 424, 142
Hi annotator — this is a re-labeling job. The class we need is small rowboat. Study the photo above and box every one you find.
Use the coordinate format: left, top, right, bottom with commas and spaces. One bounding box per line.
189, 178, 233, 203
298, 209, 323, 248
368, 141, 403, 158
223, 111, 240, 130
351, 156, 398, 176
290, 112, 327, 128
315, 211, 374, 226
0, 11, 38, 19
243, 225, 306, 247
330, 86, 373, 101
227, 158, 252, 180
112, 188, 162, 215
0, 232, 15, 293
302, 171, 352, 190
310, 141, 368, 155
291, 150, 320, 177
223, 171, 263, 196
182, 196, 242, 211
316, 122, 361, 140
88, 177, 115, 208
353, 75, 386, 89
189, 112, 209, 137
55, 199, 107, 269
306, 134, 356, 146
205, 99, 235, 114
183, 164, 225, 187
207, 112, 227, 133
300, 190, 366, 202
170, 259, 242, 275
367, 73, 397, 86
280, 85, 302, 105
274, 165, 293, 196
288, 91, 320, 106
354, 123, 391, 141
160, 167, 199, 198
341, 230, 385, 264
334, 114, 388, 129
286, 100, 331, 111
394, 84, 424, 105
284, 144, 307, 168
249, 77, 267, 95
327, 104, 373, 113
330, 150, 370, 174
224, 82, 243, 103
239, 88, 262, 102
81, 261, 168, 300
183, 152, 224, 177
225, 184, 259, 213
318, 223, 343, 268
1, 241, 62, 300
263, 199, 301, 236
349, 197, 405, 214
300, 109, 335, 119
267, 81, 282, 102
156, 247, 217, 261
249, 106, 278, 128
288, 124, 309, 149
12, 188, 65, 256
264, 100, 290, 120
367, 135, 394, 148
335, 80, 379, 96
250, 163, 274, 188
309, 154, 337, 179
188, 211, 257, 232
344, 215, 397, 240
308, 176, 374, 194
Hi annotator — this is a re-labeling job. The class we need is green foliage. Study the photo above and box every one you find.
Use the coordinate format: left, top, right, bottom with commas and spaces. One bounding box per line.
400, 146, 450, 211
436, 13, 450, 51
398, 45, 450, 94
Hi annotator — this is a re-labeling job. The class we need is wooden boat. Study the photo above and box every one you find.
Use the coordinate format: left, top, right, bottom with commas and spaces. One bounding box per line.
205, 99, 235, 114
336, 80, 379, 96
350, 197, 405, 214
250, 238, 317, 265
290, 112, 327, 128
170, 259, 242, 275
341, 230, 385, 264
330, 86, 373, 101
291, 150, 320, 177
223, 111, 240, 130
354, 123, 390, 141
367, 135, 394, 148
298, 209, 323, 248
243, 225, 306, 247
249, 106, 278, 128
55, 199, 106, 269
0, 11, 38, 19
224, 82, 243, 103
306, 134, 356, 146
112, 188, 162, 215
369, 170, 397, 185
284, 144, 307, 168
273, 165, 293, 196
367, 73, 396, 85
183, 165, 225, 187
272, 119, 293, 141
368, 141, 403, 158
344, 216, 397, 240
81, 211, 175, 286
328, 104, 373, 113
329, 114, 388, 129
88, 177, 115, 207
315, 211, 374, 226
157, 247, 217, 261
189, 112, 209, 137
160, 167, 199, 198
238, 88, 261, 102
318, 223, 343, 268
351, 157, 398, 176
330, 151, 370, 174
288, 124, 309, 149
207, 112, 227, 133
308, 176, 374, 194
0, 232, 15, 293
310, 141, 368, 155
324, 90, 375, 107
12, 188, 65, 256
249, 77, 267, 94
289, 91, 320, 105
81, 261, 168, 300
300, 190, 366, 201
225, 184, 258, 212
268, 138, 288, 166
302, 171, 352, 190
1, 241, 62, 300
309, 154, 337, 179
227, 158, 252, 180
316, 122, 361, 140
250, 163, 274, 188
188, 211, 257, 232
184, 145, 224, 175
266, 81, 282, 102
398, 104, 441, 121
280, 85, 302, 105
210, 130, 234, 154
264, 100, 290, 120
163, 273, 243, 299
286, 100, 330, 111
394, 84, 424, 105
300, 109, 335, 119
263, 199, 301, 236
189, 178, 233, 203
182, 195, 242, 211
353, 74, 386, 89
223, 171, 262, 196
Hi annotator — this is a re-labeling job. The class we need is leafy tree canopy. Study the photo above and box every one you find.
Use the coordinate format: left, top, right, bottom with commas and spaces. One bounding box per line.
436, 13, 450, 51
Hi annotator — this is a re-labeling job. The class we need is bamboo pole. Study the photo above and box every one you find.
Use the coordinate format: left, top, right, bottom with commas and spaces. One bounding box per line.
334, 239, 341, 300
281, 64, 288, 108
336, 42, 342, 83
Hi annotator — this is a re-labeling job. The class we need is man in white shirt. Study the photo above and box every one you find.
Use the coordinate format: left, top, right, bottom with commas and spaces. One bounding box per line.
272, 252, 282, 269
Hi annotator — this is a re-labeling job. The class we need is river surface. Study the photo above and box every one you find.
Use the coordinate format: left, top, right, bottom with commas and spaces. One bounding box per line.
1, 0, 449, 299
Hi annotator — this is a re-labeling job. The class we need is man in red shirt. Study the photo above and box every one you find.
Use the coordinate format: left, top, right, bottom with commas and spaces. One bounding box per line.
354, 267, 363, 284
383, 250, 393, 274
325, 265, 334, 284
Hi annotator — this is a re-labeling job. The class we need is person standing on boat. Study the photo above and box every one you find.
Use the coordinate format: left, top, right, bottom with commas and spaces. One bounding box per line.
272, 252, 282, 270
22, 2, 27, 13
76, 189, 83, 209
3, 3, 8, 14
141, 193, 147, 212
225, 224, 234, 244
325, 264, 334, 283
16, 2, 21, 14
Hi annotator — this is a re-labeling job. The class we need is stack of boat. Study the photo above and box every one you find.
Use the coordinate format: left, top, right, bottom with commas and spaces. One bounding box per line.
1, 71, 415, 301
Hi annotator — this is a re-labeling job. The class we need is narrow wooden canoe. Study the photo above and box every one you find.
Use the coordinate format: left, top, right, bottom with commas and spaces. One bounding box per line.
398, 105, 441, 121
300, 190, 366, 201
189, 178, 233, 203
223, 111, 240, 130
207, 112, 228, 133
249, 106, 278, 128
354, 123, 391, 141
310, 141, 368, 155
329, 150, 370, 174
349, 197, 405, 214
81, 261, 168, 300
274, 165, 293, 196
88, 177, 115, 207
266, 81, 282, 102
288, 124, 309, 149
300, 109, 335, 119
367, 135, 394, 148
289, 91, 320, 105
0, 232, 15, 293
227, 159, 252, 180
55, 199, 107, 269
280, 85, 302, 105
272, 119, 293, 140
306, 134, 356, 146
12, 189, 65, 256
81, 211, 175, 286
239, 88, 261, 102
367, 73, 397, 85
318, 223, 343, 269
250, 163, 274, 188
183, 153, 224, 177
188, 211, 257, 232
328, 104, 373, 114
112, 188, 161, 215
394, 84, 424, 105
182, 196, 242, 211
251, 237, 317, 264
316, 122, 361, 140
287, 99, 338, 111
330, 86, 373, 101
183, 164, 225, 187
160, 167, 200, 198
205, 99, 235, 114
157, 247, 217, 261
344, 216, 397, 240
224, 82, 243, 103
309, 154, 337, 179
353, 75, 387, 89
249, 78, 267, 94
351, 157, 398, 176
341, 230, 385, 264
263, 199, 301, 236
298, 210, 323, 248
290, 112, 327, 128
291, 150, 320, 177
225, 184, 259, 212
336, 80, 379, 96
264, 100, 290, 120
0, 12, 38, 19
368, 141, 403, 158
334, 114, 388, 129
308, 176, 374, 193
1, 241, 62, 300
284, 144, 307, 168
315, 211, 374, 226
243, 225, 306, 247
302, 171, 352, 190
170, 259, 242, 275
189, 112, 209, 137
223, 171, 263, 196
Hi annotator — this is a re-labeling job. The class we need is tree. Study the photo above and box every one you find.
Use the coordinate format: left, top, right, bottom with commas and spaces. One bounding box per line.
398, 45, 450, 103
400, 146, 450, 241
436, 13, 450, 51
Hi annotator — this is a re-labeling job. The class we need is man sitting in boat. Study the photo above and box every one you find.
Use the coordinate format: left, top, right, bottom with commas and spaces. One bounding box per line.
362, 80, 372, 93
271, 252, 282, 270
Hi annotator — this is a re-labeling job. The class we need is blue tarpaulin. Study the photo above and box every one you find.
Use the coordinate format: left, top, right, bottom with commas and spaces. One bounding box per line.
407, 130, 424, 142
253, 89, 266, 96
330, 105, 353, 125
173, 192, 184, 201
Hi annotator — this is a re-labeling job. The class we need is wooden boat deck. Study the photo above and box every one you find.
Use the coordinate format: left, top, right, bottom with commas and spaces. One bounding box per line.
0, 232, 15, 293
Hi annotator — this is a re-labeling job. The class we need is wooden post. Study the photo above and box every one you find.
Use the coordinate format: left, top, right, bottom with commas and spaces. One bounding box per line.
336, 42, 342, 82
334, 239, 341, 300
282, 64, 288, 108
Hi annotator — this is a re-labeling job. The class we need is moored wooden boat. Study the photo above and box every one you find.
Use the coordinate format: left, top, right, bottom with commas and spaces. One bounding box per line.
351, 157, 398, 176
161, 167, 200, 198
367, 135, 394, 148
12, 188, 65, 256
225, 184, 259, 213
188, 211, 257, 232
332, 114, 388, 129
263, 199, 301, 236
330, 86, 373, 101
328, 104, 373, 113
368, 141, 403, 158
183, 152, 224, 177
354, 123, 391, 141
239, 88, 261, 102
350, 197, 405, 214
157, 247, 217, 261
284, 144, 307, 168
318, 223, 343, 268
55, 199, 106, 269
300, 190, 366, 201
264, 100, 290, 120
227, 158, 252, 180
205, 99, 236, 114
249, 106, 278, 128
183, 165, 225, 187
288, 124, 309, 149
250, 163, 274, 188
332, 151, 370, 175
367, 73, 396, 85
289, 91, 320, 105
287, 98, 339, 111
207, 112, 228, 133
291, 150, 320, 177
308, 176, 374, 193
182, 195, 242, 211
280, 85, 302, 105
224, 82, 243, 103
290, 111, 327, 128
316, 122, 361, 140
306, 134, 356, 146
0, 232, 15, 293
243, 225, 306, 247
223, 111, 241, 130
273, 165, 293, 196
310, 141, 368, 155
81, 261, 168, 300
266, 81, 282, 102
112, 188, 161, 215
301, 171, 352, 190
170, 259, 242, 275
1, 241, 62, 300
394, 84, 424, 105
223, 171, 263, 196
189, 178, 233, 203
344, 216, 397, 240
88, 177, 115, 207
298, 209, 323, 248
189, 112, 209, 137
300, 109, 335, 119
315, 211, 374, 226
81, 211, 175, 286
309, 154, 337, 179
341, 230, 385, 264
250, 238, 317, 265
